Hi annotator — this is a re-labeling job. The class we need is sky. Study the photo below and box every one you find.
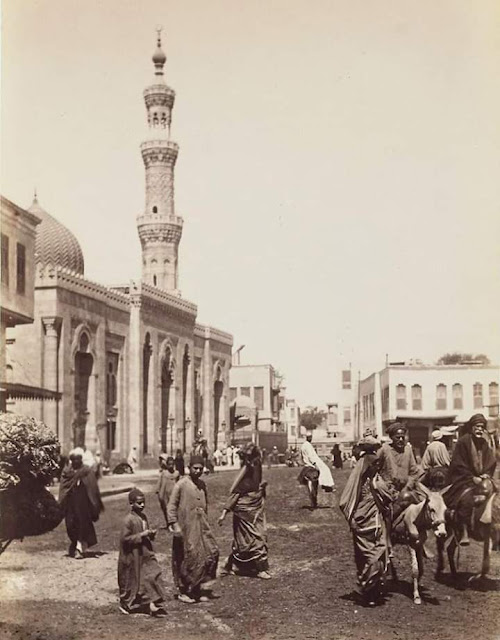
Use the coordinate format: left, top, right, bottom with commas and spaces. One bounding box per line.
2, 0, 500, 406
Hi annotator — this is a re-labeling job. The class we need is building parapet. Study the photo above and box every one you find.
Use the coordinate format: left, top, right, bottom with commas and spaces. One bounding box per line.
36, 264, 130, 310
194, 324, 233, 346
128, 280, 197, 316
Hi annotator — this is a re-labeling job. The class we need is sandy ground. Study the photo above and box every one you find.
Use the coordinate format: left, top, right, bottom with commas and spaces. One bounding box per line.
0, 467, 499, 640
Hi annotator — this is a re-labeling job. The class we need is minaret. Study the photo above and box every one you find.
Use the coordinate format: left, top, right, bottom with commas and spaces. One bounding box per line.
137, 28, 183, 292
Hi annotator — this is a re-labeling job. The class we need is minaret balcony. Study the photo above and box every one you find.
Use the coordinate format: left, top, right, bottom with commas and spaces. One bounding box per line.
144, 85, 175, 108
137, 213, 183, 227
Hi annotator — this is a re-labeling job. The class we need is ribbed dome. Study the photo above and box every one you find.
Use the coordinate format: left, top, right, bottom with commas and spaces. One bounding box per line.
29, 197, 85, 275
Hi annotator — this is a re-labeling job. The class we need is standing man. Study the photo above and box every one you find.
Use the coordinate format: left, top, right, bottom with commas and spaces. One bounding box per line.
420, 429, 451, 472
59, 448, 103, 559
298, 432, 335, 508
167, 456, 219, 603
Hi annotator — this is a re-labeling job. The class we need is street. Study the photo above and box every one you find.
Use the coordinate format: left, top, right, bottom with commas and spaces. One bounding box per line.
1, 466, 499, 640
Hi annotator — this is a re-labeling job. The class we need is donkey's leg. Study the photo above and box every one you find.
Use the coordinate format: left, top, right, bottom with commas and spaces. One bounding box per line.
409, 546, 421, 605
435, 536, 445, 576
447, 536, 458, 576
470, 525, 492, 582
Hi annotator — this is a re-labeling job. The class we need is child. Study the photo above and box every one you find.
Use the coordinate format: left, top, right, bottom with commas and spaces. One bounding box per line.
156, 454, 180, 527
118, 488, 167, 616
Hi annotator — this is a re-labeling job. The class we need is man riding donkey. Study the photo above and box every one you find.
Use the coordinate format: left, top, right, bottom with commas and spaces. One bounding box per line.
444, 413, 497, 546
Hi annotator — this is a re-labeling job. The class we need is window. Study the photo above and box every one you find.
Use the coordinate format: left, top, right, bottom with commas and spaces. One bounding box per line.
1, 234, 8, 286
343, 407, 351, 425
16, 243, 26, 294
254, 386, 264, 410
229, 387, 237, 403
396, 384, 407, 410
473, 383, 483, 409
411, 384, 422, 411
342, 369, 351, 390
106, 420, 116, 451
489, 382, 499, 417
152, 206, 158, 213
290, 407, 295, 418
240, 387, 250, 398
381, 386, 389, 413
436, 384, 447, 410
452, 383, 463, 410
369, 393, 375, 420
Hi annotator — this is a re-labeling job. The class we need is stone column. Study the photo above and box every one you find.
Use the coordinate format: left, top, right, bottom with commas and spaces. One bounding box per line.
42, 317, 61, 436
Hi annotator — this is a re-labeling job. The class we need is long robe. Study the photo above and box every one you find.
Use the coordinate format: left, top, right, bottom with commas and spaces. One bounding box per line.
376, 442, 420, 493
300, 441, 335, 489
167, 476, 219, 596
156, 469, 179, 524
445, 434, 496, 511
224, 460, 268, 575
118, 511, 166, 611
58, 465, 103, 548
340, 456, 391, 597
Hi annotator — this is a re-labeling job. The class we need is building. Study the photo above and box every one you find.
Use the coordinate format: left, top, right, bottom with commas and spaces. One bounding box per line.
283, 397, 300, 444
229, 364, 287, 451
3, 34, 233, 466
0, 196, 43, 410
358, 362, 500, 457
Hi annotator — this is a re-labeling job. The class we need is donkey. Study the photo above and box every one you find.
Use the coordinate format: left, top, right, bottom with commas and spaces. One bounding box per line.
390, 484, 448, 605
436, 476, 497, 582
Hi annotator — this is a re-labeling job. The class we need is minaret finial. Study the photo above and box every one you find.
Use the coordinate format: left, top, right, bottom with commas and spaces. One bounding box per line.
152, 26, 166, 75
33, 187, 38, 204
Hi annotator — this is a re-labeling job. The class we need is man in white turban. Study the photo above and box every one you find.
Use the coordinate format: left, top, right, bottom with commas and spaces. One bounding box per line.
420, 429, 451, 471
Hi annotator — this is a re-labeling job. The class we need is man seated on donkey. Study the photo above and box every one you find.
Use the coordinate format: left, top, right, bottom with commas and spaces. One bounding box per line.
445, 413, 497, 545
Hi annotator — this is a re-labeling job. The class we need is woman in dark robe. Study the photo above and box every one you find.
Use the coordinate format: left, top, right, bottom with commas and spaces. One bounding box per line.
117, 488, 167, 616
332, 443, 343, 469
218, 443, 270, 579
58, 448, 103, 559
340, 437, 391, 606
174, 449, 185, 476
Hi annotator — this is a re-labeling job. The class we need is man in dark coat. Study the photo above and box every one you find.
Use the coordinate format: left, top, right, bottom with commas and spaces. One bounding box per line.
59, 447, 103, 559
446, 413, 496, 544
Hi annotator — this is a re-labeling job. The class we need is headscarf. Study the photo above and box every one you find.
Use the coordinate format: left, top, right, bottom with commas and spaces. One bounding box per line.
431, 429, 443, 440
468, 413, 487, 428
128, 487, 145, 503
357, 435, 380, 456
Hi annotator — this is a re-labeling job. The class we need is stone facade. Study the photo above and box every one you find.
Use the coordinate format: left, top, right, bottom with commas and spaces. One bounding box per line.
4, 34, 232, 467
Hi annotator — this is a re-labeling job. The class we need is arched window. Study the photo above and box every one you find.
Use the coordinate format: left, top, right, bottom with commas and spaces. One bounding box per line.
152, 206, 158, 213
411, 384, 422, 410
473, 383, 483, 409
153, 275, 157, 286
396, 384, 407, 411
436, 384, 447, 410
452, 383, 463, 410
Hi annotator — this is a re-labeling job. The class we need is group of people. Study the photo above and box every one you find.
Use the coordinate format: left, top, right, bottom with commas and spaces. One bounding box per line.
57, 442, 270, 617
339, 413, 497, 606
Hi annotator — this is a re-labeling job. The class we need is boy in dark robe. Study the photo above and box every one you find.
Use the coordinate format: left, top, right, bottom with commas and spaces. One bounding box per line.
118, 488, 167, 616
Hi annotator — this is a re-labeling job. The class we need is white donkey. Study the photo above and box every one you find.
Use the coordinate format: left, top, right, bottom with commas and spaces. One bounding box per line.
390, 484, 448, 605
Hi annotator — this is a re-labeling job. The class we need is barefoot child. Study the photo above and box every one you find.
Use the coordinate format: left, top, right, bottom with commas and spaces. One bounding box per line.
118, 488, 167, 616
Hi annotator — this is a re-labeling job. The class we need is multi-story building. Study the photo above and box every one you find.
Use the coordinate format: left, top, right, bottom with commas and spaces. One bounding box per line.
0, 196, 41, 410
358, 362, 499, 457
229, 364, 283, 432
3, 33, 233, 466
284, 397, 300, 444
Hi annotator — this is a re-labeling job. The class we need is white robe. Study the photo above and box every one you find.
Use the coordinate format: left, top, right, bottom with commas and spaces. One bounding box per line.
300, 441, 335, 489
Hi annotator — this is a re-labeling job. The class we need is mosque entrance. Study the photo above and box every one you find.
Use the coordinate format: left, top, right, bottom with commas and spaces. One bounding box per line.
73, 333, 93, 447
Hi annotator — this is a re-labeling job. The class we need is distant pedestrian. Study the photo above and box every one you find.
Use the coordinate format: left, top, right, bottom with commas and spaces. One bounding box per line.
270, 446, 279, 466
298, 432, 334, 508
127, 446, 138, 472
167, 456, 219, 603
118, 488, 167, 616
420, 429, 451, 471
331, 444, 343, 469
156, 454, 180, 526
174, 449, 185, 476
59, 447, 103, 559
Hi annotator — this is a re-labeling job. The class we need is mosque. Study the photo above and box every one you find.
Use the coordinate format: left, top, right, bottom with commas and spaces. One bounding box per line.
3, 33, 233, 467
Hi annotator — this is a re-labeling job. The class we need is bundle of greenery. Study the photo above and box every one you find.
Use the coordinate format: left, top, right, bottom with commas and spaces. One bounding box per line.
0, 413, 63, 546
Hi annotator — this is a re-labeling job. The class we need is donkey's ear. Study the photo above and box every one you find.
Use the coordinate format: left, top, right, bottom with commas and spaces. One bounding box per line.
439, 485, 452, 496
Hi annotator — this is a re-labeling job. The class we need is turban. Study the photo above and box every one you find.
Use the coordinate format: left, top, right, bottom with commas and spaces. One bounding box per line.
128, 488, 145, 503
387, 422, 407, 437
358, 435, 380, 455
431, 429, 443, 440
468, 413, 487, 428
69, 447, 84, 458
189, 455, 204, 467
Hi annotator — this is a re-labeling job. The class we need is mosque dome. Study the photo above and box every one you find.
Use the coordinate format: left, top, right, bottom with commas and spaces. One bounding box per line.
29, 196, 85, 275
